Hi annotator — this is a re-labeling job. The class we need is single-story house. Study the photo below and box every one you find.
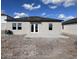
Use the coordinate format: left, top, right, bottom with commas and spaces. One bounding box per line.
62, 18, 77, 35
1, 14, 63, 37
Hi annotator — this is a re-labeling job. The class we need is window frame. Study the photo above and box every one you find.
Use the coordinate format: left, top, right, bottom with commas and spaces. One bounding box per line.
49, 23, 53, 30
31, 24, 34, 32
31, 23, 39, 33
12, 23, 16, 30
35, 24, 38, 32
18, 23, 22, 30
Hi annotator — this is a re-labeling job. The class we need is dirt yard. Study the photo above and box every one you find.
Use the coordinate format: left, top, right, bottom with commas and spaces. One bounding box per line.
1, 33, 77, 59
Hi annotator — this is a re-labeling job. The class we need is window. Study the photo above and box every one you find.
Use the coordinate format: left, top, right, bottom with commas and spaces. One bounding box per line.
12, 23, 16, 30
31, 23, 38, 32
35, 24, 38, 32
31, 24, 34, 32
18, 23, 22, 30
12, 23, 22, 30
49, 24, 52, 30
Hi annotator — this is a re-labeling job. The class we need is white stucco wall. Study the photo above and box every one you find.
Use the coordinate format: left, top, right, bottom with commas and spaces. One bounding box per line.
1, 16, 7, 30
5, 22, 62, 37
5, 22, 30, 35
1, 16, 7, 23
62, 24, 77, 35
1, 23, 7, 30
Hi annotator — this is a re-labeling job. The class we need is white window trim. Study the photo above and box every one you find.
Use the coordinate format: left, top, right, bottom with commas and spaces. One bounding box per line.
18, 23, 22, 30
12, 23, 16, 30
31, 23, 39, 33
49, 23, 53, 30
12, 23, 22, 30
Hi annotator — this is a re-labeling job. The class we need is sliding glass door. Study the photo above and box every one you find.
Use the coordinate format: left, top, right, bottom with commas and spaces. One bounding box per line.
31, 23, 39, 32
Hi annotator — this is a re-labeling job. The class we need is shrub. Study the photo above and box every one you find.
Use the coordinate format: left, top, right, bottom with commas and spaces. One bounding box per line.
5, 30, 13, 35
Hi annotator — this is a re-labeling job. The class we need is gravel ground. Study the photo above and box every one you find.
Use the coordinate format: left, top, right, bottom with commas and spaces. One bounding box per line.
1, 33, 77, 59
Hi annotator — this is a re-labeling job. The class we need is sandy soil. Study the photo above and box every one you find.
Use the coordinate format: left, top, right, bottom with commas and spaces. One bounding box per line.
1, 33, 77, 59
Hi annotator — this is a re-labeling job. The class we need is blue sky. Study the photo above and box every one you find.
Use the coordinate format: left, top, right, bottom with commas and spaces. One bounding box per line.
1, 0, 77, 20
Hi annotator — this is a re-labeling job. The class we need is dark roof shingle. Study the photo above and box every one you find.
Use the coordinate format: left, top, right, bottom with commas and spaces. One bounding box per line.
6, 16, 63, 22
62, 18, 77, 25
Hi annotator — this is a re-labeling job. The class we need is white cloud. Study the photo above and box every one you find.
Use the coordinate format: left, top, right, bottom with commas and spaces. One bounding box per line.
22, 3, 41, 10
63, 0, 76, 7
58, 14, 75, 20
42, 0, 64, 4
49, 6, 57, 9
14, 12, 29, 18
42, 0, 76, 7
41, 12, 46, 16
41, 0, 50, 4
41, 12, 48, 17
58, 14, 65, 19
52, 0, 64, 4
65, 16, 75, 20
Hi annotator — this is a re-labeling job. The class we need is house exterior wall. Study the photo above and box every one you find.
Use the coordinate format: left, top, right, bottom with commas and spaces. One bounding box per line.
1, 16, 7, 30
1, 16, 7, 23
5, 22, 30, 35
1, 23, 7, 30
62, 24, 77, 35
5, 22, 62, 37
